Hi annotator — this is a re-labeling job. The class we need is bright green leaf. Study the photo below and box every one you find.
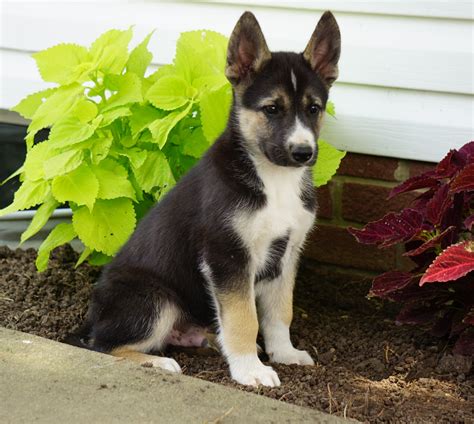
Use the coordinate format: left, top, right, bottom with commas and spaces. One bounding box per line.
149, 103, 192, 148
89, 27, 133, 74
200, 84, 232, 143
12, 88, 57, 120
179, 127, 209, 158
132, 150, 175, 193
72, 99, 98, 123
36, 223, 76, 271
73, 198, 136, 255
52, 163, 99, 210
146, 75, 194, 110
100, 106, 131, 127
91, 158, 136, 201
128, 104, 165, 135
44, 149, 83, 179
88, 251, 113, 266
102, 72, 143, 111
48, 115, 101, 148
0, 179, 50, 217
326, 101, 336, 117
313, 139, 346, 187
21, 194, 59, 243
23, 142, 51, 181
126, 31, 154, 78
76, 246, 92, 267
90, 132, 113, 164
33, 43, 89, 85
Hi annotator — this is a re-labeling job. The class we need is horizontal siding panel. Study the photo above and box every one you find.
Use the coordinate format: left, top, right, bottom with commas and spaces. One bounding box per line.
2, 48, 471, 162
1, 2, 473, 94
202, 0, 474, 20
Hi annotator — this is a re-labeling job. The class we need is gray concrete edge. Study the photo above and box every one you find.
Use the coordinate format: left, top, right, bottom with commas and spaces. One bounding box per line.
0, 327, 355, 423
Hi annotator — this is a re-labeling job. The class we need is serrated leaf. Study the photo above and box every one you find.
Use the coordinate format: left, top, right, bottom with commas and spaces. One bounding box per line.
12, 88, 57, 119
179, 127, 209, 158
102, 72, 143, 112
100, 106, 131, 127
425, 184, 453, 226
312, 139, 346, 187
27, 83, 84, 148
0, 179, 50, 217
126, 31, 154, 78
370, 271, 414, 299
21, 194, 59, 243
389, 172, 439, 199
326, 101, 336, 117
36, 223, 76, 271
90, 132, 113, 164
72, 99, 98, 123
420, 241, 474, 285
132, 150, 175, 193
89, 27, 133, 74
91, 158, 136, 200
33, 43, 89, 85
23, 141, 52, 181
118, 147, 147, 169
149, 103, 192, 148
52, 163, 99, 210
44, 149, 83, 179
73, 198, 136, 255
404, 226, 456, 257
200, 84, 231, 143
348, 208, 424, 248
128, 104, 165, 135
88, 251, 113, 266
174, 30, 228, 83
450, 163, 474, 194
146, 75, 194, 110
48, 115, 101, 148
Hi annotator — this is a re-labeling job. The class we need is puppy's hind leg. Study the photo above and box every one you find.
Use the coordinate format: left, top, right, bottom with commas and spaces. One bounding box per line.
109, 301, 181, 373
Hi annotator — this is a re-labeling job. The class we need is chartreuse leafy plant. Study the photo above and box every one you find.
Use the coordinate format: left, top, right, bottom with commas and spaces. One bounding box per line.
1, 28, 344, 271
349, 142, 474, 355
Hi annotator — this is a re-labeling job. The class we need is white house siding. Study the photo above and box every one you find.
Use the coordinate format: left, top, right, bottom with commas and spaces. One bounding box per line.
0, 0, 472, 162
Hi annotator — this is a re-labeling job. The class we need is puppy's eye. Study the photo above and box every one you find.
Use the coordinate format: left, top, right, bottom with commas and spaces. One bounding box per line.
309, 104, 321, 114
263, 105, 279, 115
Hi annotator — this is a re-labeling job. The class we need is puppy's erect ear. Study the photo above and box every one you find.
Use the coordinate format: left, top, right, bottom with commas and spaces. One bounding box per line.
303, 11, 341, 87
226, 11, 271, 85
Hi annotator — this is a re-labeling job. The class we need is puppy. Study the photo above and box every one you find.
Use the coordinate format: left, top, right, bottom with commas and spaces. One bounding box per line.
81, 11, 340, 387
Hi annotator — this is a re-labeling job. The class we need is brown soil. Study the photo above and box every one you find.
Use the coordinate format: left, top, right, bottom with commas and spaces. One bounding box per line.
1, 245, 473, 423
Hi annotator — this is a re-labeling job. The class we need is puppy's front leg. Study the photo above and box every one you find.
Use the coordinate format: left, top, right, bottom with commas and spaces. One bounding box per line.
257, 254, 314, 366
214, 285, 280, 387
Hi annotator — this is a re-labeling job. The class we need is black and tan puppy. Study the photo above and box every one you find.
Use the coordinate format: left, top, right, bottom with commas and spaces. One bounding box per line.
81, 11, 340, 387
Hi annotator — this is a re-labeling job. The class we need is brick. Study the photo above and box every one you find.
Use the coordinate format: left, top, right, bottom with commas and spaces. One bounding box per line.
341, 182, 419, 223
316, 184, 332, 219
337, 153, 399, 181
304, 224, 397, 271
408, 160, 436, 178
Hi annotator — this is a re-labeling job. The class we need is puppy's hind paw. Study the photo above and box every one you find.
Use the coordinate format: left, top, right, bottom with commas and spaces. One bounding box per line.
229, 355, 281, 387
144, 357, 182, 373
270, 348, 314, 366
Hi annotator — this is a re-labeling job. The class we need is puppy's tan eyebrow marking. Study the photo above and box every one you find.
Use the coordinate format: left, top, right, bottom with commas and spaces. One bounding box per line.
302, 94, 323, 108
257, 89, 290, 108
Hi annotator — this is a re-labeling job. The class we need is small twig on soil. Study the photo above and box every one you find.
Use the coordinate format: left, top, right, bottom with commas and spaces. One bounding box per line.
207, 406, 234, 424
384, 343, 395, 363
278, 391, 293, 401
327, 383, 334, 414
0, 295, 14, 302
194, 370, 226, 379
364, 385, 370, 416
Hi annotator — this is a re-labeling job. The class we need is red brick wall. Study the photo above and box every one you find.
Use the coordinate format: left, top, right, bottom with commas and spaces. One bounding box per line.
304, 153, 435, 273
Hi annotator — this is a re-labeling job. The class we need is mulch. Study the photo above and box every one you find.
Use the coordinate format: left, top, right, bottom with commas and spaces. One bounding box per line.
1, 245, 472, 423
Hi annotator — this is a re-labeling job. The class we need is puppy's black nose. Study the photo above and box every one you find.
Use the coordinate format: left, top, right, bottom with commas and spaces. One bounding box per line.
290, 145, 313, 163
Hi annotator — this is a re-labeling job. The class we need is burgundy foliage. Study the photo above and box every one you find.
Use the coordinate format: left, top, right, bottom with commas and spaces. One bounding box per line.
349, 141, 474, 355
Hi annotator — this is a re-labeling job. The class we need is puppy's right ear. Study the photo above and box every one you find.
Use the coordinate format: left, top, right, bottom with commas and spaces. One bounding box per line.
225, 11, 271, 85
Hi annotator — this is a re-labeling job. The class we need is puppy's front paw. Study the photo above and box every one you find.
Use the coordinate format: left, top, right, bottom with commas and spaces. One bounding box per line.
229, 354, 281, 387
270, 348, 314, 366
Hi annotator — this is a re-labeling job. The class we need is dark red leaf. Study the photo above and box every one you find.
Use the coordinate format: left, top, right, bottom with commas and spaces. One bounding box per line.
396, 303, 436, 326
464, 215, 474, 231
404, 226, 456, 257
370, 271, 414, 298
389, 173, 439, 199
435, 149, 465, 178
420, 241, 474, 285
425, 184, 453, 225
453, 328, 474, 356
463, 308, 474, 325
458, 141, 474, 164
348, 209, 423, 248
450, 162, 474, 194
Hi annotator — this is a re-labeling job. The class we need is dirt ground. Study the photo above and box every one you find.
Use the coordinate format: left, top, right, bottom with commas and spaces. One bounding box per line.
1, 245, 472, 423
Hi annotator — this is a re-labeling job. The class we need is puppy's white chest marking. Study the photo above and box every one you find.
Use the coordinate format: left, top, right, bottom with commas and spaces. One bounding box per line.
233, 162, 315, 275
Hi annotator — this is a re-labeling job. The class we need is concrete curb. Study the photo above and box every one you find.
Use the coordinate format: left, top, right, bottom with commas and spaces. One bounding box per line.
0, 328, 354, 423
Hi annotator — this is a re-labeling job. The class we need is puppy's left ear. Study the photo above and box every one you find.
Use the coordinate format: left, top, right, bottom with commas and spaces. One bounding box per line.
303, 11, 341, 87
226, 11, 271, 85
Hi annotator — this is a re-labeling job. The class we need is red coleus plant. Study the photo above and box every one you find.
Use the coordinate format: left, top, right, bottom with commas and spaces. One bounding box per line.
349, 141, 474, 355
